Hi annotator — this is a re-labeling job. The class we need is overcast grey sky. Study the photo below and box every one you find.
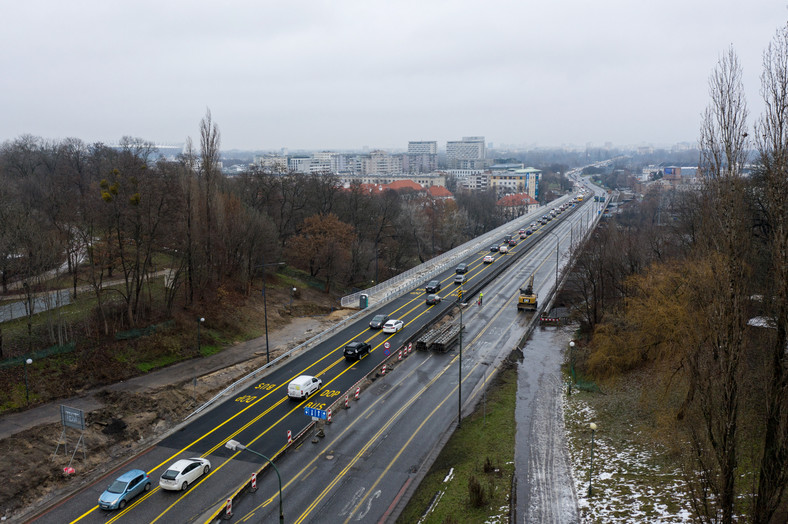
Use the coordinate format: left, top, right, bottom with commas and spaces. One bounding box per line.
1, 1, 784, 151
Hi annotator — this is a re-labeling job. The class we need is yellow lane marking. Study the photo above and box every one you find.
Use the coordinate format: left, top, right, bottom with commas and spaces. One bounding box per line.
150, 304, 435, 524
75, 222, 548, 523
294, 359, 474, 524
74, 293, 435, 523
343, 316, 524, 521
302, 465, 318, 481
237, 354, 438, 517
234, 221, 556, 522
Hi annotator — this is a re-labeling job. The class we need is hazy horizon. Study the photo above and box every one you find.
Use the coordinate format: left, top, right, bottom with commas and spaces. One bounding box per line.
1, 1, 782, 151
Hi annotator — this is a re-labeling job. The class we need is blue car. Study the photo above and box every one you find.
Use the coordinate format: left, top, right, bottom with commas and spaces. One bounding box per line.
98, 469, 151, 510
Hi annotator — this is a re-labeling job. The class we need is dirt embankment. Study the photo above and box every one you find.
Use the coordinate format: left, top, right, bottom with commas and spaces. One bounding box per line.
0, 309, 352, 522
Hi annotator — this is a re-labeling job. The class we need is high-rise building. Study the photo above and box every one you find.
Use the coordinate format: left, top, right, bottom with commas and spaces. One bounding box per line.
408, 141, 437, 155
446, 136, 486, 169
406, 141, 438, 173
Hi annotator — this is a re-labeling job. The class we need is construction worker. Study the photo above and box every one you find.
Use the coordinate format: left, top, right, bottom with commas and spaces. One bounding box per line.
479, 291, 483, 306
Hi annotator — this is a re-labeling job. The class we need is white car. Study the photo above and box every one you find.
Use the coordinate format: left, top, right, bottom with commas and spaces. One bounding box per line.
499, 245, 509, 254
483, 255, 494, 264
382, 319, 404, 333
159, 458, 211, 491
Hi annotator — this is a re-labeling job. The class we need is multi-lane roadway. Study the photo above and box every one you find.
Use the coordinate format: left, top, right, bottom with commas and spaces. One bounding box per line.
31, 191, 601, 524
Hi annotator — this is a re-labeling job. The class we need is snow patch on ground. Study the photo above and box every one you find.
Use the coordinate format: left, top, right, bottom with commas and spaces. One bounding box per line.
443, 468, 454, 483
564, 398, 693, 523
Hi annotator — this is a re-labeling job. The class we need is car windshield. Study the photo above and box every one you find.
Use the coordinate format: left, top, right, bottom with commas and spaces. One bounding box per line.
372, 315, 385, 322
107, 480, 128, 493
161, 469, 180, 480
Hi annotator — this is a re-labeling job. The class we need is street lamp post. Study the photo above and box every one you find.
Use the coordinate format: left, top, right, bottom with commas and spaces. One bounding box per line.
24, 358, 33, 405
197, 317, 205, 355
588, 422, 597, 497
225, 439, 284, 524
568, 341, 576, 395
257, 258, 284, 363
456, 290, 464, 428
544, 230, 560, 288
289, 287, 297, 314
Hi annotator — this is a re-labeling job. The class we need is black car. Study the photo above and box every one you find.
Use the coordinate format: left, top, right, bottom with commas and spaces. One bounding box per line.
369, 314, 389, 329
455, 263, 468, 274
426, 294, 441, 305
425, 280, 441, 293
489, 245, 499, 252
344, 341, 371, 361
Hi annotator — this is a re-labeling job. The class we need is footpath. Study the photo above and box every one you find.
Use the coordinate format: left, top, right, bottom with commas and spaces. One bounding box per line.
0, 315, 332, 441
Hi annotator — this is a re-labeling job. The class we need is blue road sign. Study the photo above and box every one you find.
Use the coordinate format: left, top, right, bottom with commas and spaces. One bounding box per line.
304, 407, 327, 419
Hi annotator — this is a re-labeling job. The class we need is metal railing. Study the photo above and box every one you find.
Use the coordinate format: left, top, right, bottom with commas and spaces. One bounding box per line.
341, 195, 573, 309
185, 305, 377, 420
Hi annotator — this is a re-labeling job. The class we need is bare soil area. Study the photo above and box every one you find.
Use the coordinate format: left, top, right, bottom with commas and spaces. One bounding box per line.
0, 309, 352, 523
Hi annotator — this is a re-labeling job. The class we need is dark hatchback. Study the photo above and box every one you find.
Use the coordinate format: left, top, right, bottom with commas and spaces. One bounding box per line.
425, 280, 441, 293
369, 314, 389, 329
344, 341, 371, 361
426, 294, 441, 305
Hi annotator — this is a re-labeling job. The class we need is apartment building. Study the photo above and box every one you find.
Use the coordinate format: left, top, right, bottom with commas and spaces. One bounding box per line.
446, 136, 486, 169
489, 167, 541, 199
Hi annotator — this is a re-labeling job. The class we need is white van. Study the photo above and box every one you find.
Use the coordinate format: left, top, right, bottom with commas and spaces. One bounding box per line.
287, 375, 322, 400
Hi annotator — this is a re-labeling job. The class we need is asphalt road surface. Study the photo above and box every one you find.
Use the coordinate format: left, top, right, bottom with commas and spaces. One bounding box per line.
30, 192, 602, 524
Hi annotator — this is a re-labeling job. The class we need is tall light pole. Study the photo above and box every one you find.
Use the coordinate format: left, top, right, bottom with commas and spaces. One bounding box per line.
588, 422, 597, 497
568, 341, 576, 395
197, 317, 205, 355
456, 289, 464, 428
225, 440, 284, 524
544, 230, 560, 288
24, 358, 33, 405
257, 258, 284, 363
289, 287, 297, 314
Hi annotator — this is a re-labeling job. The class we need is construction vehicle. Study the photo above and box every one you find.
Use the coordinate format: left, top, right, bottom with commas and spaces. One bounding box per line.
517, 274, 538, 311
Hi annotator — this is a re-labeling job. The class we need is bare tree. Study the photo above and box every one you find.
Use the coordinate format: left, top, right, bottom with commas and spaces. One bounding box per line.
199, 109, 221, 282
689, 46, 751, 524
752, 23, 788, 524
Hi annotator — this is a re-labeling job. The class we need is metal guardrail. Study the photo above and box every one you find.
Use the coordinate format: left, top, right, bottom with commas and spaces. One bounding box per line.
185, 306, 379, 421
341, 195, 574, 309
201, 192, 592, 523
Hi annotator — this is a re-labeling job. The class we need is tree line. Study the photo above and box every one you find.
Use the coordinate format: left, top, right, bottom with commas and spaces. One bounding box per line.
0, 113, 554, 357
564, 26, 788, 524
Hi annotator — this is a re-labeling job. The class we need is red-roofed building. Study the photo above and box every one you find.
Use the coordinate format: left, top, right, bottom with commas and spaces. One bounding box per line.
496, 193, 539, 219
426, 185, 454, 200
385, 180, 424, 192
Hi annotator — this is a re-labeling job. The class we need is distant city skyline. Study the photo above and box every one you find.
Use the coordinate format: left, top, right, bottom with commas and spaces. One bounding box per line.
1, 1, 783, 151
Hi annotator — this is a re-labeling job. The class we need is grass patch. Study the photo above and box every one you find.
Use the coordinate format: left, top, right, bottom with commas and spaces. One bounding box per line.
199, 345, 221, 357
397, 362, 517, 524
135, 353, 184, 373
564, 376, 692, 523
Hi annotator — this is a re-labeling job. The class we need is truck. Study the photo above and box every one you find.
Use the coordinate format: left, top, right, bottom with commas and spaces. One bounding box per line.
517, 274, 538, 311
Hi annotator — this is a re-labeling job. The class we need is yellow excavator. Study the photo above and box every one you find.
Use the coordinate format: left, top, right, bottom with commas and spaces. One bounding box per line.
517, 274, 538, 311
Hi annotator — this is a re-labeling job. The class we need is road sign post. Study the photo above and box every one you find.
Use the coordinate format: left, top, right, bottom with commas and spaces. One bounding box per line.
304, 407, 328, 420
